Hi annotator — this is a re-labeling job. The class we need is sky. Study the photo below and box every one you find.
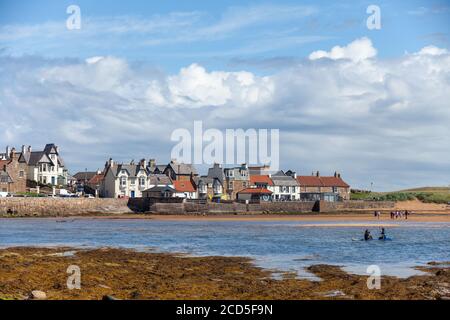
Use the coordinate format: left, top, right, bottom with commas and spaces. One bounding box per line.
0, 0, 449, 191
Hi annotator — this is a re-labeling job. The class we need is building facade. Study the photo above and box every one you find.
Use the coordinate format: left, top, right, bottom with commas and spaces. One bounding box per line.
0, 147, 28, 193
224, 164, 250, 200
18, 144, 68, 186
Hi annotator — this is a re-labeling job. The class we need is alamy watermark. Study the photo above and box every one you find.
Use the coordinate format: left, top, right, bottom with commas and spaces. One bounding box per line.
66, 5, 81, 30
171, 121, 280, 171
366, 5, 381, 30
67, 265, 81, 290
366, 265, 381, 290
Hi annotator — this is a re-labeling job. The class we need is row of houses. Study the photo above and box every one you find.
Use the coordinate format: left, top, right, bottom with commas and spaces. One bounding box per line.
0, 144, 69, 193
1, 143, 350, 202
90, 159, 350, 202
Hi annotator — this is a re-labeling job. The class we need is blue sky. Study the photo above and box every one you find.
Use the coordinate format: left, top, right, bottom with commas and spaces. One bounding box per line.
1, 0, 450, 190
1, 0, 449, 72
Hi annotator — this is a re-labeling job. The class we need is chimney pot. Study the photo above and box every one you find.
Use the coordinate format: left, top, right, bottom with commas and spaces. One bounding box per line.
316, 171, 320, 177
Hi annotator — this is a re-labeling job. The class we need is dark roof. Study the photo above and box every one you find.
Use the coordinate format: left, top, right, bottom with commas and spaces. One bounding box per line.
73, 171, 97, 181
207, 164, 225, 184
166, 160, 198, 175
143, 186, 176, 193
0, 171, 13, 183
270, 171, 299, 186
148, 174, 172, 185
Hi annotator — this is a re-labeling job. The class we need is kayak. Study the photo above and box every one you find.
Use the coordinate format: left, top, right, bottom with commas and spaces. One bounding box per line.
352, 237, 393, 241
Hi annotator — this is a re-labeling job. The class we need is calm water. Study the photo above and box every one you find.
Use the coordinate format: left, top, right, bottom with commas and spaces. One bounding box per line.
0, 218, 449, 278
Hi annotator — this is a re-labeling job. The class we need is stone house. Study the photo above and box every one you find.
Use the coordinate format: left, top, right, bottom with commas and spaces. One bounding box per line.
296, 171, 350, 201
197, 163, 226, 200
224, 164, 250, 200
0, 147, 28, 193
164, 159, 198, 181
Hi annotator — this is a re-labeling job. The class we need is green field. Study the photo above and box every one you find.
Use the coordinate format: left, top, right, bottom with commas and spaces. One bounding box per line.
350, 187, 450, 204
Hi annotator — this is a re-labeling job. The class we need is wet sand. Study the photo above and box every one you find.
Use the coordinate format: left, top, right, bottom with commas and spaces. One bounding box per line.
0, 247, 449, 300
77, 213, 450, 223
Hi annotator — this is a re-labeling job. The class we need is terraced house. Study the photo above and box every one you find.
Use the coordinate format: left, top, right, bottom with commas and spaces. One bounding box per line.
101, 158, 175, 198
224, 164, 250, 200
296, 172, 350, 201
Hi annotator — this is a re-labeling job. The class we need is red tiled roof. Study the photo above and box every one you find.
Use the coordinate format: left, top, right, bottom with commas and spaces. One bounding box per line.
320, 176, 350, 188
296, 176, 350, 188
173, 180, 196, 192
296, 176, 323, 187
250, 175, 274, 186
238, 187, 272, 194
89, 173, 104, 185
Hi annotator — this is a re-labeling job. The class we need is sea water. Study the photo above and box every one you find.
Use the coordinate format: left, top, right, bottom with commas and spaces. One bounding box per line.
0, 218, 449, 279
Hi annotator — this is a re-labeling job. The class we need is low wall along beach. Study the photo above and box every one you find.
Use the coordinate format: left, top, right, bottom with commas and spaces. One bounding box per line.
0, 197, 396, 217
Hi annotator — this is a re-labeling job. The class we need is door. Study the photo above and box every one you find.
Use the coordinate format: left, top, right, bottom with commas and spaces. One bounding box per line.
131, 191, 135, 198
51, 176, 56, 185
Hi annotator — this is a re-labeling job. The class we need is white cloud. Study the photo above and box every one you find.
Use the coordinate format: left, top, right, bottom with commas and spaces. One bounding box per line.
1, 39, 450, 190
309, 37, 377, 62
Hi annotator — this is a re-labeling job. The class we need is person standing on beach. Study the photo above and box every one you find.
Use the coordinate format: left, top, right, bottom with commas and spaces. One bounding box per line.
405, 210, 408, 220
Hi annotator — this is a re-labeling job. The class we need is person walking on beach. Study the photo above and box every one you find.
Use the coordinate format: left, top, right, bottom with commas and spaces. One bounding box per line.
405, 210, 408, 220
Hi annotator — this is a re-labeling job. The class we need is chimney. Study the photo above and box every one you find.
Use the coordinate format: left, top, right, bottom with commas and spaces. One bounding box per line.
27, 146, 32, 153
338, 173, 341, 178
109, 158, 114, 167
140, 159, 147, 168
316, 171, 320, 177
22, 145, 26, 154
6, 146, 10, 158
149, 159, 156, 167
334, 171, 337, 178
130, 159, 135, 165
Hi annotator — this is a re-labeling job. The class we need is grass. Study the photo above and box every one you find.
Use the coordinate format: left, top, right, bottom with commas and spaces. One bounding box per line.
351, 186, 450, 204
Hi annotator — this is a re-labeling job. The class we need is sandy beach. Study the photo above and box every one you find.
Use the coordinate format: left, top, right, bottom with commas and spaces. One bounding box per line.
0, 247, 449, 300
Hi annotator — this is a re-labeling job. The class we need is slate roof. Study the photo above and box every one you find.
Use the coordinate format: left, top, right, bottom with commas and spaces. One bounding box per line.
148, 174, 172, 185
166, 160, 198, 175
270, 171, 299, 186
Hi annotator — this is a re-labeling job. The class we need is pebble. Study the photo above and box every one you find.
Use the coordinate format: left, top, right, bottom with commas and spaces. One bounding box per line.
29, 290, 47, 300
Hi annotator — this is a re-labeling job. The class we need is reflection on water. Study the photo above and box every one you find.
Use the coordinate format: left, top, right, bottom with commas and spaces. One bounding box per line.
0, 218, 449, 278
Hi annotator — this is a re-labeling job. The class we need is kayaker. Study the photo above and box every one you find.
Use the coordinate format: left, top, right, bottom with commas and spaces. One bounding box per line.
379, 228, 387, 240
364, 229, 372, 241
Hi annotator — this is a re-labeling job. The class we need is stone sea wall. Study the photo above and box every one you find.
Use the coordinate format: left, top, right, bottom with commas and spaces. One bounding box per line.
0, 198, 131, 217
0, 197, 396, 217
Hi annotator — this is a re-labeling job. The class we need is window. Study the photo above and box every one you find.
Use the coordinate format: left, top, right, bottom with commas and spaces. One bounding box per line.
228, 182, 233, 189
19, 171, 24, 178
139, 177, 146, 186
332, 187, 338, 193
242, 182, 247, 188
292, 186, 296, 193
130, 178, 136, 185
120, 176, 127, 187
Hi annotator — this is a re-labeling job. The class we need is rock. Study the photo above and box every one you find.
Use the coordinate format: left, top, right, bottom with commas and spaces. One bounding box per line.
29, 290, 47, 300
102, 295, 119, 300
438, 296, 450, 300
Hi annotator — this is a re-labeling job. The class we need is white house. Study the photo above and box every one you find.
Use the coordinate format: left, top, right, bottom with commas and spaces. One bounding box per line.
269, 170, 300, 201
18, 144, 68, 186
101, 158, 173, 198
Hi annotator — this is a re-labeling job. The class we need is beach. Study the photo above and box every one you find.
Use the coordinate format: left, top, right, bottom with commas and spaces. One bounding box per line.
0, 247, 449, 300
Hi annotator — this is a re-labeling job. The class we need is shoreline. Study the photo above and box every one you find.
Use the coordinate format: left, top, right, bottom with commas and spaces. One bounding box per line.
12, 212, 449, 223
0, 246, 449, 300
